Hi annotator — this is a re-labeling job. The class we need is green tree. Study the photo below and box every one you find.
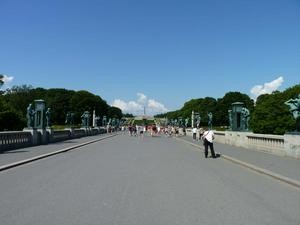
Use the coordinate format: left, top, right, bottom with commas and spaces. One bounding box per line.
163, 97, 218, 126
69, 90, 110, 124
107, 106, 122, 119
251, 93, 293, 134
1, 85, 124, 129
251, 84, 300, 134
216, 92, 254, 127
44, 88, 75, 124
123, 113, 134, 118
0, 97, 25, 131
3, 85, 39, 117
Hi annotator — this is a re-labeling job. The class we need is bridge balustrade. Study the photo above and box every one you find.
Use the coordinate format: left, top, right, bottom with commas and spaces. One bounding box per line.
199, 130, 299, 159
52, 130, 71, 142
246, 134, 285, 155
0, 131, 32, 152
0, 127, 108, 152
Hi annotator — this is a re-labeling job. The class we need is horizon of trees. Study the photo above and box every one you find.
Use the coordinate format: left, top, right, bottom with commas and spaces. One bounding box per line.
1, 83, 300, 134
0, 85, 123, 131
155, 84, 300, 135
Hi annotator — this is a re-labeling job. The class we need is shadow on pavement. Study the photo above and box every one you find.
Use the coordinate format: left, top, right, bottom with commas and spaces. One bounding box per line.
1, 150, 29, 154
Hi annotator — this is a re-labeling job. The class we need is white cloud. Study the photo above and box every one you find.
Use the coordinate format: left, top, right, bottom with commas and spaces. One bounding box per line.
147, 99, 168, 114
250, 76, 284, 100
111, 92, 169, 116
112, 99, 143, 113
0, 74, 14, 89
137, 92, 147, 104
111, 99, 127, 111
2, 75, 14, 83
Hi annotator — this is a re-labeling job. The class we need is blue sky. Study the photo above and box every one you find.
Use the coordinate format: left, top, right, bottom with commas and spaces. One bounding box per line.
1, 0, 300, 115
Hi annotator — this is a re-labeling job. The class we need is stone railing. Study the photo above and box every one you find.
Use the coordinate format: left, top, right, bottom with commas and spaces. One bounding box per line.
73, 129, 86, 138
247, 134, 284, 153
0, 131, 32, 152
224, 131, 286, 156
185, 129, 300, 159
0, 127, 109, 152
214, 131, 226, 144
51, 130, 72, 142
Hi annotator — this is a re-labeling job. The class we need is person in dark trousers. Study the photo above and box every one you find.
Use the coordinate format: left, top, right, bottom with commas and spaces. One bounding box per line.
202, 129, 216, 158
192, 127, 197, 140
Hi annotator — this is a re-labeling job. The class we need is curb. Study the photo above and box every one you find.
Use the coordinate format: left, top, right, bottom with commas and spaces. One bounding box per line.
0, 133, 118, 172
174, 137, 300, 189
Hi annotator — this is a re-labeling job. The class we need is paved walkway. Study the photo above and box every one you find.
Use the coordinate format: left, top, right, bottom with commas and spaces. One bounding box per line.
0, 133, 116, 167
1, 132, 299, 185
177, 135, 300, 182
1, 134, 300, 225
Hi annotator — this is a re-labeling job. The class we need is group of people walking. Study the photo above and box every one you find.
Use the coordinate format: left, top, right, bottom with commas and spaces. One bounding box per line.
122, 124, 162, 137
122, 125, 185, 138
122, 124, 217, 158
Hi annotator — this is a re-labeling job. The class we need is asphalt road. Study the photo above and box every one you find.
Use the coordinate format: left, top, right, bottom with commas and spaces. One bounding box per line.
0, 134, 299, 225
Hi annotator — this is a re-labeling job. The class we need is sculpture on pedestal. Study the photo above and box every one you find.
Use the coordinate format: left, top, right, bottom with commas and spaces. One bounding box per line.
45, 108, 51, 127
207, 112, 213, 130
65, 112, 75, 126
285, 94, 300, 131
81, 111, 90, 127
185, 118, 189, 127
178, 117, 183, 127
112, 118, 116, 126
26, 103, 35, 128
228, 109, 233, 130
241, 107, 250, 131
196, 114, 201, 128
285, 94, 300, 120
102, 116, 107, 126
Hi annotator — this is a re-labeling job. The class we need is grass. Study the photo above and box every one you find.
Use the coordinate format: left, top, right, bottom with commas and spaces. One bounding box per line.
50, 124, 81, 130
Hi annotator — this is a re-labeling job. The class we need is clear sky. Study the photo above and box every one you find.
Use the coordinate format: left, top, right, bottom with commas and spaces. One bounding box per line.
1, 0, 300, 115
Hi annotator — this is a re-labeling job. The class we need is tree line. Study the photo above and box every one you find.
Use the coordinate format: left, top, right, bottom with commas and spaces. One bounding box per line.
155, 84, 300, 135
1, 81, 299, 134
0, 85, 122, 131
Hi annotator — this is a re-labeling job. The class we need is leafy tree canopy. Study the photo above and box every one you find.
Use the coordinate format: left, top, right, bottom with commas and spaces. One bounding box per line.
156, 86, 300, 135
1, 85, 123, 128
251, 84, 300, 134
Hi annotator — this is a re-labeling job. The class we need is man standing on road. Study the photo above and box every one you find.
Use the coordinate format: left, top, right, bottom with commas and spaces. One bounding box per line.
202, 129, 216, 158
192, 127, 197, 141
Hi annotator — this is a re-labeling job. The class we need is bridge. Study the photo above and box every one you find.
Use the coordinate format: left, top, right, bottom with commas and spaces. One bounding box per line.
0, 131, 299, 225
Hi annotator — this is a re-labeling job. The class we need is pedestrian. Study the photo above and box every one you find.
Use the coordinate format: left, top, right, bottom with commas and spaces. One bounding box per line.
129, 125, 133, 136
192, 127, 197, 141
175, 127, 179, 137
202, 129, 216, 158
198, 127, 204, 140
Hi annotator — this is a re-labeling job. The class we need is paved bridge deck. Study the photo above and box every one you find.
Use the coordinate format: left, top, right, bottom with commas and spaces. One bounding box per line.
0, 133, 115, 168
1, 133, 299, 183
0, 133, 299, 225
178, 135, 300, 182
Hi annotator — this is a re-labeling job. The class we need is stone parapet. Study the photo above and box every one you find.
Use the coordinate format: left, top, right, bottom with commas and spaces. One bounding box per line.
186, 129, 299, 159
284, 133, 300, 159
1, 127, 109, 152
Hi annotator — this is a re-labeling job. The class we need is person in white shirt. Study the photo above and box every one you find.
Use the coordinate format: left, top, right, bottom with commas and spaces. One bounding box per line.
202, 129, 216, 158
192, 127, 197, 140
